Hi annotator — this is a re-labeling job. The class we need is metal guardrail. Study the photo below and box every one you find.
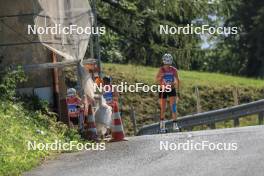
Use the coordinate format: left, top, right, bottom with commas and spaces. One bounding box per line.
137, 99, 264, 136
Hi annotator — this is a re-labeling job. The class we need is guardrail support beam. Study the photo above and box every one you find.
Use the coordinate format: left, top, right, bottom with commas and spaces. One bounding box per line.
209, 123, 216, 129
233, 118, 240, 127
185, 126, 193, 131
258, 112, 264, 125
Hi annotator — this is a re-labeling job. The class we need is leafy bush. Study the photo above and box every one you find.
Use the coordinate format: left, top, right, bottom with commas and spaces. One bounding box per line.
0, 66, 26, 101
0, 67, 81, 175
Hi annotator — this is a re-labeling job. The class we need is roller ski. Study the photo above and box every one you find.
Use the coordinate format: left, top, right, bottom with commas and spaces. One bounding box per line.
172, 121, 180, 132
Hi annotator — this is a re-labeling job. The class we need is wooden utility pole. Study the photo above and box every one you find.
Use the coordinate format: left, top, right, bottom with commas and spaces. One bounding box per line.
233, 87, 240, 127
91, 0, 102, 77
130, 106, 137, 136
52, 52, 61, 121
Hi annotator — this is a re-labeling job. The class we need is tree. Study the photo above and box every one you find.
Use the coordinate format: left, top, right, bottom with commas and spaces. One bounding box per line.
207, 0, 264, 77
96, 0, 216, 69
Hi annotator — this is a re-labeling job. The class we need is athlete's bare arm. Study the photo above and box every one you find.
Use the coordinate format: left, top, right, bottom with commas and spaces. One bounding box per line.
175, 70, 180, 90
156, 68, 163, 84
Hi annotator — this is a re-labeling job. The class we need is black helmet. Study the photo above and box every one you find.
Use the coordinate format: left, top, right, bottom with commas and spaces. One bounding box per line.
103, 76, 112, 84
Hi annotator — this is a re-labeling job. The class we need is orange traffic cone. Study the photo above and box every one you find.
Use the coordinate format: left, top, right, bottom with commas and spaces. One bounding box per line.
86, 104, 98, 141
110, 102, 126, 142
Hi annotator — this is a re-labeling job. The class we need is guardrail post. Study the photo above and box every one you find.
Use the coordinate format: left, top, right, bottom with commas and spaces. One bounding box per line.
233, 87, 240, 127
130, 106, 137, 135
233, 118, 240, 127
258, 112, 264, 125
185, 126, 193, 131
195, 86, 202, 113
209, 123, 216, 129
233, 87, 239, 105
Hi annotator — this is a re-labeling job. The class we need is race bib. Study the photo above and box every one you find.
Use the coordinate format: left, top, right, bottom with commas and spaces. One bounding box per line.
163, 73, 174, 84
68, 104, 77, 112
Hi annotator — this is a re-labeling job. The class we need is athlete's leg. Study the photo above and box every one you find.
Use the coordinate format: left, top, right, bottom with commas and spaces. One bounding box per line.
160, 98, 166, 119
159, 91, 167, 120
169, 96, 177, 121
159, 98, 166, 132
159, 91, 167, 132
169, 94, 180, 132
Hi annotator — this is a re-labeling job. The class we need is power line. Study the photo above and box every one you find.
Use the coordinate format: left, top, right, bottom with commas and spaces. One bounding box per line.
0, 13, 36, 19
0, 41, 77, 47
0, 11, 93, 20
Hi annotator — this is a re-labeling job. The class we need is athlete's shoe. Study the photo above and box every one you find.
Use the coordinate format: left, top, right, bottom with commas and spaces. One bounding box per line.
173, 122, 180, 132
159, 120, 167, 133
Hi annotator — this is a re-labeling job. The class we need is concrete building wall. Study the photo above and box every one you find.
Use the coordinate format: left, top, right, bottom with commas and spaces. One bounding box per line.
0, 0, 53, 88
0, 0, 69, 121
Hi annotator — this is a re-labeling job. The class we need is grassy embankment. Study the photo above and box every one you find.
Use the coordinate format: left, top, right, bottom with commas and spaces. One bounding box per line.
2, 64, 262, 175
102, 63, 264, 135
0, 69, 81, 176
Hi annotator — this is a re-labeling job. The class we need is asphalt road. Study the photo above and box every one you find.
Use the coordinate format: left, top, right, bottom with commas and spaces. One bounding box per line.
25, 125, 264, 176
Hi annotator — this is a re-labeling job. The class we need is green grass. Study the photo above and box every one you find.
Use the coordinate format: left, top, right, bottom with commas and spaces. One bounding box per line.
0, 101, 81, 176
64, 63, 264, 135
103, 63, 264, 88
2, 63, 259, 175
101, 63, 264, 135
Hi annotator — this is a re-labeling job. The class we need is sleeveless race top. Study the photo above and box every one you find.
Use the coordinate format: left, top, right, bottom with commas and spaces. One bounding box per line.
66, 96, 81, 118
160, 66, 177, 85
